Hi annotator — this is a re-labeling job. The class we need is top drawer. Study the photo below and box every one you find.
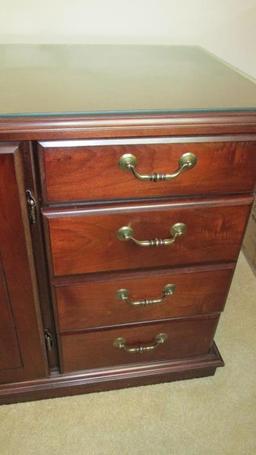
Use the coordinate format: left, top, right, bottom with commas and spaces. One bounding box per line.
39, 137, 256, 204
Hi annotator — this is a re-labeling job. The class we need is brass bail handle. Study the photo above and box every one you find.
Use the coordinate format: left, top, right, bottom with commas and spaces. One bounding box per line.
119, 152, 197, 182
117, 222, 187, 247
117, 283, 176, 306
113, 333, 168, 354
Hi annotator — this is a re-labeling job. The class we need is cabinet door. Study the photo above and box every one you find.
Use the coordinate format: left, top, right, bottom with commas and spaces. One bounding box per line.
0, 143, 47, 384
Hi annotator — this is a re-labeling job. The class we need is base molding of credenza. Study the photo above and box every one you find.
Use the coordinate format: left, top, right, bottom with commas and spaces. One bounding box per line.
0, 342, 224, 405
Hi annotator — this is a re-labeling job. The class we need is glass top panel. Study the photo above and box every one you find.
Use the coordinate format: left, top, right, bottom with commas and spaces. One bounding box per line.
0, 44, 256, 117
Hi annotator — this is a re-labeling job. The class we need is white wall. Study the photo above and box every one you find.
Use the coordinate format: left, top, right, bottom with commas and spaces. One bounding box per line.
0, 0, 256, 78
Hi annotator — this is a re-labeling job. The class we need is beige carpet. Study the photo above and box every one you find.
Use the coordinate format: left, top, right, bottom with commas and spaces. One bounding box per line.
0, 253, 255, 455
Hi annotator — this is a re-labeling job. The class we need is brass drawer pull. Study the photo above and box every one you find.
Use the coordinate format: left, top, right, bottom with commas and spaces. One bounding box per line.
116, 283, 176, 306
119, 152, 197, 182
113, 333, 168, 354
117, 222, 186, 247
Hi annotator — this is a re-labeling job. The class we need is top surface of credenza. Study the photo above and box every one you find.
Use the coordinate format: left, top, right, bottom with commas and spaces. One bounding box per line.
0, 44, 256, 118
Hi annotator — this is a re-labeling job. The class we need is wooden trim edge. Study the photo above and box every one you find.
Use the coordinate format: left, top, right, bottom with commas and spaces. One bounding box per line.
0, 112, 256, 140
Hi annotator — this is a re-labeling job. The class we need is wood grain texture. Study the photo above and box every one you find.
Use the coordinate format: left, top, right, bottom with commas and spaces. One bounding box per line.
0, 258, 22, 369
45, 200, 252, 276
0, 143, 47, 384
54, 266, 234, 332
0, 257, 15, 328
40, 139, 256, 203
60, 315, 219, 372
0, 327, 21, 370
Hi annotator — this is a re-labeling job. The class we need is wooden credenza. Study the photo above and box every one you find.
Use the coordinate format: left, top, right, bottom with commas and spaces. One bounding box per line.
0, 45, 255, 403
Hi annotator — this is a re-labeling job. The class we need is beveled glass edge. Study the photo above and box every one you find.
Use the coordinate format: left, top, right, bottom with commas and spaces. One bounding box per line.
0, 106, 256, 119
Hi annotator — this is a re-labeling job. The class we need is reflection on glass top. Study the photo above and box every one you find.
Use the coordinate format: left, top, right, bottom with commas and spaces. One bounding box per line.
0, 44, 256, 117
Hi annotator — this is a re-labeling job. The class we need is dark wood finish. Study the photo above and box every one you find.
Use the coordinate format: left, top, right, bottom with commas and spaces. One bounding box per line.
0, 143, 47, 383
0, 327, 21, 370
0, 258, 16, 328
0, 343, 223, 404
0, 45, 255, 403
44, 198, 252, 276
39, 138, 256, 203
0, 112, 256, 141
0, 259, 22, 369
22, 142, 60, 370
55, 265, 234, 332
60, 314, 219, 372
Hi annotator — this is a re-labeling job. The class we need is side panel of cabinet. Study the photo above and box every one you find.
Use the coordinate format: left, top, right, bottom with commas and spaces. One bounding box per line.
0, 259, 22, 370
0, 143, 47, 383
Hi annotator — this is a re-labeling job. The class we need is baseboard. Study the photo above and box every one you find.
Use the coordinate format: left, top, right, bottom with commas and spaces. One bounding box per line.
0, 342, 224, 405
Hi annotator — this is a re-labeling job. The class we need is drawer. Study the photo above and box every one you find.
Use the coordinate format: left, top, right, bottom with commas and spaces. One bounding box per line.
39, 138, 256, 204
60, 315, 219, 372
44, 198, 252, 276
55, 266, 234, 332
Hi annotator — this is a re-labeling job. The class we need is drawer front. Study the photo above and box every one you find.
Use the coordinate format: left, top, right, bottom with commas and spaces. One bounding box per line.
55, 266, 233, 332
60, 315, 219, 372
39, 139, 256, 203
45, 200, 251, 276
